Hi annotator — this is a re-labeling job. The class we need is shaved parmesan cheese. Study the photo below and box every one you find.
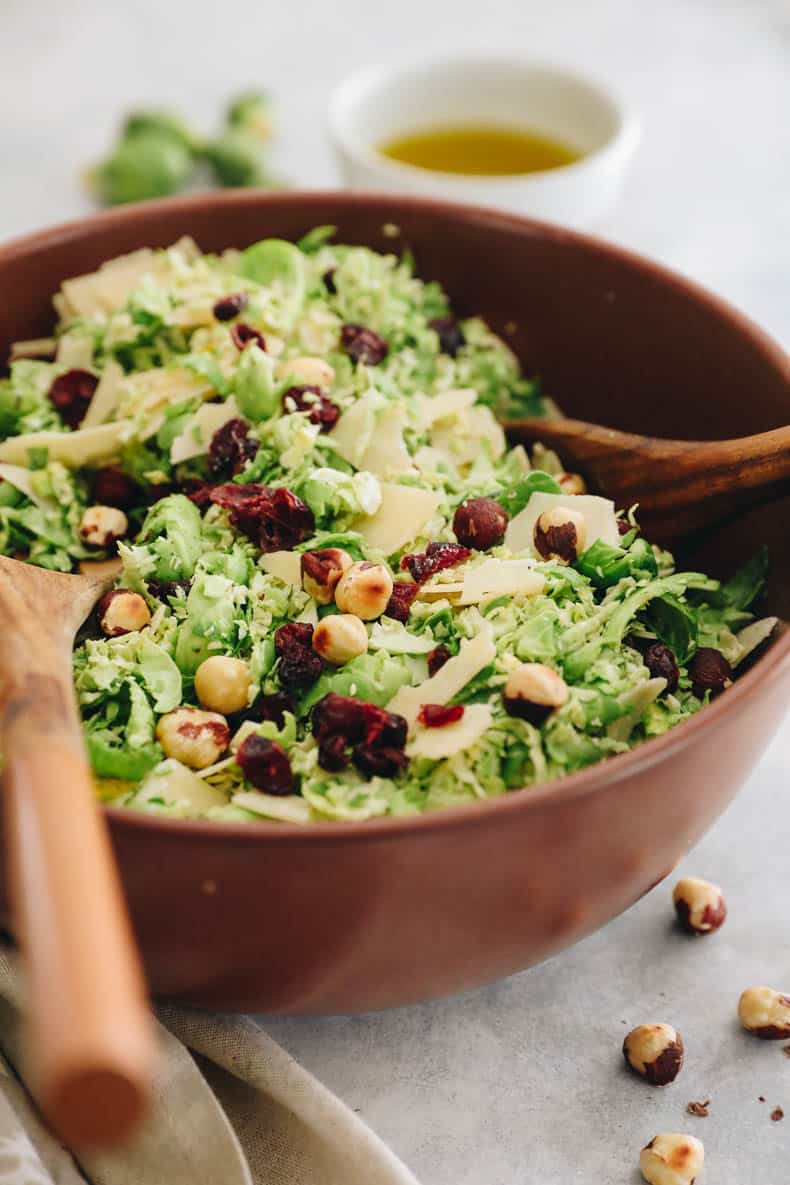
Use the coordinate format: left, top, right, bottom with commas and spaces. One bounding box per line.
327, 391, 383, 467
413, 445, 457, 476
388, 630, 496, 729
406, 703, 493, 759
358, 405, 415, 477
420, 388, 476, 426
505, 492, 620, 554
355, 482, 442, 555
9, 337, 56, 362
0, 420, 131, 468
458, 558, 545, 604
169, 396, 240, 463
82, 360, 125, 428
260, 550, 302, 587
137, 759, 227, 813
233, 791, 312, 824
59, 248, 157, 319
56, 331, 95, 369
0, 464, 53, 507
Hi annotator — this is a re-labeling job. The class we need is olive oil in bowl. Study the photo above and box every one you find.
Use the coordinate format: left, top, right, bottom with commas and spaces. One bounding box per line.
379, 124, 581, 176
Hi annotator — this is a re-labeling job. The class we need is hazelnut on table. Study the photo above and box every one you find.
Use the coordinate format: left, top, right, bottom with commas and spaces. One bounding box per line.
98, 589, 151, 637
503, 663, 568, 726
156, 707, 230, 769
335, 561, 393, 620
639, 1133, 704, 1185
533, 505, 587, 563
738, 986, 790, 1039
194, 656, 250, 715
79, 505, 128, 548
672, 877, 727, 935
623, 1024, 684, 1086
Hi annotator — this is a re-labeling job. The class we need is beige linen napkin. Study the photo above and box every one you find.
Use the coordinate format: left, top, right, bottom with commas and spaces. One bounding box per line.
0, 952, 420, 1185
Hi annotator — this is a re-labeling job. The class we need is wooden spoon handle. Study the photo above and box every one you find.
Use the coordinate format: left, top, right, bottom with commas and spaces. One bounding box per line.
1, 668, 156, 1148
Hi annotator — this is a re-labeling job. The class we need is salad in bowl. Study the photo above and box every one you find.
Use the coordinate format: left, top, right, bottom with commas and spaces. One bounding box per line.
0, 229, 774, 824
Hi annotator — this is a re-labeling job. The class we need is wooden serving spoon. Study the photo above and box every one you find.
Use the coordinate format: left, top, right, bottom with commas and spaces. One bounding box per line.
0, 555, 156, 1148
506, 417, 790, 542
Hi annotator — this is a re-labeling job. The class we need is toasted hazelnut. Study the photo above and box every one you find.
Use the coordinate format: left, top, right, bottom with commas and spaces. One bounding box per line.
155, 707, 230, 769
335, 561, 393, 620
301, 547, 353, 604
276, 355, 335, 388
533, 506, 587, 563
79, 505, 128, 548
194, 656, 250, 715
623, 1024, 684, 1086
98, 589, 151, 637
673, 877, 727, 935
452, 497, 509, 550
558, 472, 587, 496
503, 662, 568, 725
738, 986, 790, 1039
312, 614, 369, 665
639, 1133, 704, 1185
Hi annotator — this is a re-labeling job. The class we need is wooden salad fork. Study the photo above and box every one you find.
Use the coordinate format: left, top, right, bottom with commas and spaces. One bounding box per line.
506, 417, 790, 541
0, 555, 156, 1147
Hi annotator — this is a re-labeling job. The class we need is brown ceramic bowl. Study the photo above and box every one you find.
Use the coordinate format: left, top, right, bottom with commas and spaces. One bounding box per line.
1, 192, 788, 1013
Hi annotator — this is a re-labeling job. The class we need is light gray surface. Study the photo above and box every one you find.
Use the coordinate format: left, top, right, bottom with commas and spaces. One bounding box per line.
2, 1, 788, 1181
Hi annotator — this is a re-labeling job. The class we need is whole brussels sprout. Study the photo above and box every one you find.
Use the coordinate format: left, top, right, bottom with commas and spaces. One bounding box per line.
91, 131, 194, 205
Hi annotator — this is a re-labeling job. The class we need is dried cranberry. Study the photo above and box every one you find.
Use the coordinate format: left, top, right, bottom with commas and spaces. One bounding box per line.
418, 703, 464, 728
318, 734, 349, 772
207, 483, 314, 552
341, 323, 388, 365
402, 541, 471, 584
258, 488, 314, 552
385, 581, 419, 622
352, 744, 408, 778
312, 692, 367, 744
644, 642, 680, 695
213, 292, 249, 322
275, 621, 314, 655
429, 316, 465, 357
186, 481, 215, 509
323, 268, 337, 294
360, 702, 408, 749
236, 734, 295, 795
278, 648, 323, 693
281, 385, 340, 432
427, 644, 451, 676
257, 692, 295, 729
48, 369, 98, 429
92, 467, 140, 509
208, 417, 259, 478
453, 497, 508, 551
617, 519, 632, 536
231, 323, 266, 351
688, 648, 733, 699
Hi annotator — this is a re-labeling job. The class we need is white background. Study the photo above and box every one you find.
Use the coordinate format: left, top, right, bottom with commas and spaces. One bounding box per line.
2, 1, 789, 1180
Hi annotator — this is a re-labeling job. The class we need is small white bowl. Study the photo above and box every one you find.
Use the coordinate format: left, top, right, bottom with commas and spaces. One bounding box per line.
329, 53, 641, 228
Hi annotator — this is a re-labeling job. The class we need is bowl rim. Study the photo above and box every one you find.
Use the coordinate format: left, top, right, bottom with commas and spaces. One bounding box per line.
327, 51, 641, 188
2, 188, 788, 844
